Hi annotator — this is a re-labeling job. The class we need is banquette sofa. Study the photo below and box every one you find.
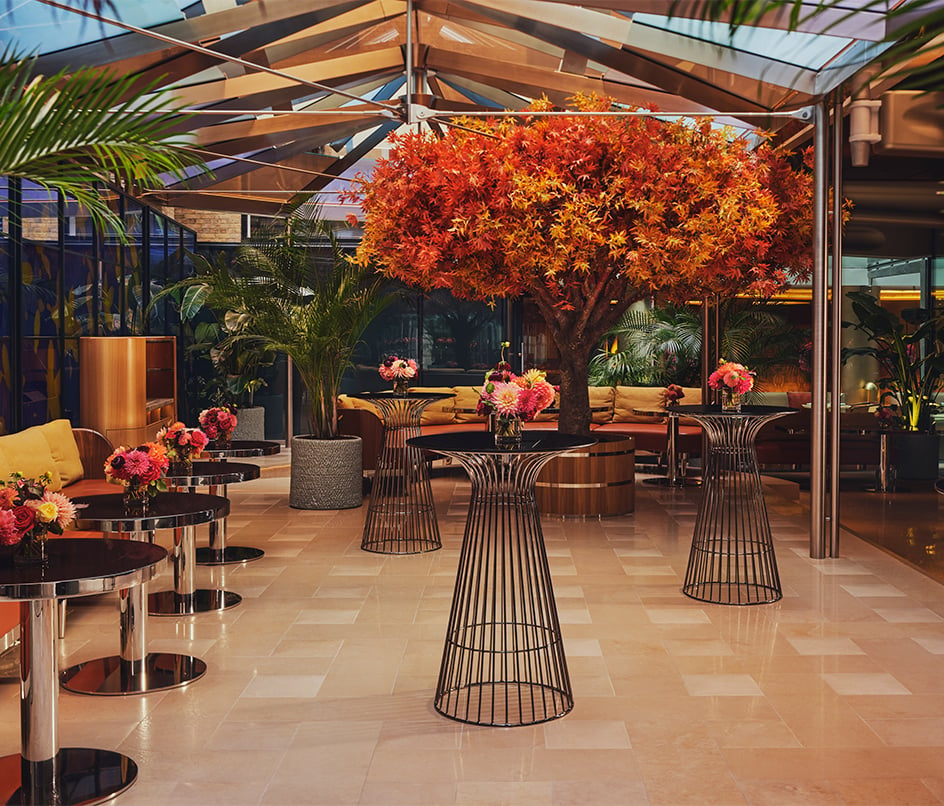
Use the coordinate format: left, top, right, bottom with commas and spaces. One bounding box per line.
0, 420, 114, 640
339, 385, 885, 475
338, 385, 705, 472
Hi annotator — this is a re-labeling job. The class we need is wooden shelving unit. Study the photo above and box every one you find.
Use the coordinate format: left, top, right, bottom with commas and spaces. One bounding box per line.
79, 336, 177, 447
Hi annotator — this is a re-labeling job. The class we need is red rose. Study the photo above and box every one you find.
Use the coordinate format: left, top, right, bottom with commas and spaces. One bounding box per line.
11, 505, 35, 533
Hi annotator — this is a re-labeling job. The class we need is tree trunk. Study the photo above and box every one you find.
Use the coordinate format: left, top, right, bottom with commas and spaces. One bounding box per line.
556, 343, 594, 436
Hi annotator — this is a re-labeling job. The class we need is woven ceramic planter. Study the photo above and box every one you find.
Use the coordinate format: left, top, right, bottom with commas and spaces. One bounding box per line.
232, 406, 265, 441
290, 434, 363, 509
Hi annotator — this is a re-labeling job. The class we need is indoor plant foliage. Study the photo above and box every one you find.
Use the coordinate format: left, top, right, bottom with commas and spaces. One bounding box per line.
348, 94, 814, 435
152, 211, 393, 440
842, 290, 944, 433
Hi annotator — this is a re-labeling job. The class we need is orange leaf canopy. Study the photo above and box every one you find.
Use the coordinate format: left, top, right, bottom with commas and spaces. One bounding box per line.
349, 95, 812, 310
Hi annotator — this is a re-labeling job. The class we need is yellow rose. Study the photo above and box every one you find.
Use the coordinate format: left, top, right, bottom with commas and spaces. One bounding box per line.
35, 501, 58, 523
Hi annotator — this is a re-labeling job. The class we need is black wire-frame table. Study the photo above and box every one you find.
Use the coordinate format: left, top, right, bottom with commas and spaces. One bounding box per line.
677, 405, 795, 605
409, 430, 596, 727
357, 392, 454, 554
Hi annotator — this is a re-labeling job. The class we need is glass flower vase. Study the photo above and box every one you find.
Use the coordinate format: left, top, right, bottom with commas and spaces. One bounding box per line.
392, 377, 410, 396
211, 434, 232, 450
721, 389, 742, 413
492, 415, 523, 449
123, 484, 149, 516
168, 459, 193, 477
13, 534, 47, 566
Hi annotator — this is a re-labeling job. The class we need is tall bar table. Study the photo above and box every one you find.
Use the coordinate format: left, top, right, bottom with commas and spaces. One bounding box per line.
678, 405, 795, 605
61, 492, 227, 695
0, 538, 166, 805
356, 392, 453, 554
409, 431, 595, 727
196, 439, 281, 565
155, 461, 259, 614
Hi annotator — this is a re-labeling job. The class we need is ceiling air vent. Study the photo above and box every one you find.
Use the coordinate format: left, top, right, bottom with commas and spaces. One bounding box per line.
876, 90, 944, 157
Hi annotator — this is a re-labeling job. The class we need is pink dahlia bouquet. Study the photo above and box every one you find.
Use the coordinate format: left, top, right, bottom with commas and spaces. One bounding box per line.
0, 472, 76, 547
198, 407, 238, 441
478, 368, 556, 422
104, 443, 169, 496
156, 421, 209, 463
708, 360, 755, 394
378, 356, 418, 381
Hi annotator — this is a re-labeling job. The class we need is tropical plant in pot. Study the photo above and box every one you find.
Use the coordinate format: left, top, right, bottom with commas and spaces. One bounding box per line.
842, 290, 944, 480
151, 209, 394, 508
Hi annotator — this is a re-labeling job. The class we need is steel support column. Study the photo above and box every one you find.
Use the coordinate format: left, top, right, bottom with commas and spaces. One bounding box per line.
810, 100, 830, 559
829, 91, 845, 557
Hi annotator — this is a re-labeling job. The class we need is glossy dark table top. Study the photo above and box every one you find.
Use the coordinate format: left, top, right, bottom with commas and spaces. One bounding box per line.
71, 491, 230, 532
409, 430, 596, 455
353, 391, 456, 402
201, 440, 281, 459
672, 405, 798, 417
164, 460, 261, 486
0, 538, 166, 600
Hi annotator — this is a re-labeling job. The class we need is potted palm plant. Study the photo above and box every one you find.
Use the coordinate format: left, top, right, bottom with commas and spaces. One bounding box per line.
151, 210, 394, 508
843, 290, 944, 480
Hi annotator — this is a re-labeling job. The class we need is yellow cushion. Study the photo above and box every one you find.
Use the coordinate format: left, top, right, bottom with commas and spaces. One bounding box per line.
409, 387, 458, 425
613, 386, 667, 423
0, 426, 63, 491
37, 419, 85, 486
337, 394, 380, 417
677, 387, 704, 426
589, 386, 616, 424
452, 386, 488, 423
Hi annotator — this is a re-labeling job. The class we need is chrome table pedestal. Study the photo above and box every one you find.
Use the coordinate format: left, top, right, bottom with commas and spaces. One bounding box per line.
197, 440, 280, 565
678, 406, 794, 605
357, 392, 453, 554
409, 431, 594, 727
62, 493, 226, 694
0, 539, 165, 805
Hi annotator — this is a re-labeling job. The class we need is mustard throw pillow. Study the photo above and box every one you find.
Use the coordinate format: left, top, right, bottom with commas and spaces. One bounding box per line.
38, 419, 85, 486
0, 426, 63, 491
409, 387, 458, 425
452, 386, 488, 423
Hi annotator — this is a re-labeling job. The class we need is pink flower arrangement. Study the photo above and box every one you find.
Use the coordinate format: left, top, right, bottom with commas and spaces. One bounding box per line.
661, 384, 685, 406
104, 443, 170, 496
156, 421, 209, 463
708, 360, 755, 394
478, 368, 556, 421
0, 472, 76, 547
198, 407, 238, 441
378, 356, 418, 380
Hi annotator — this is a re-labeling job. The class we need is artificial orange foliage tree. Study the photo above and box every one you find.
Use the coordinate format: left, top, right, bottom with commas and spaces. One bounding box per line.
348, 95, 814, 434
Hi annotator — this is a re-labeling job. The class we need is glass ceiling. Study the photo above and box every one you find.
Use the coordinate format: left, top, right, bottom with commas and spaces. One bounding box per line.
0, 1, 902, 216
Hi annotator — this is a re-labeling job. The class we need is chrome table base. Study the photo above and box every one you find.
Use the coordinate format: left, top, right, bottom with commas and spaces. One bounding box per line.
0, 747, 137, 805
360, 395, 447, 554
59, 653, 207, 696
681, 407, 794, 605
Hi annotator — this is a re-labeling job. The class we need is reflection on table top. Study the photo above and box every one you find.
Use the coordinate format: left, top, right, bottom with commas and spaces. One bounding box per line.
0, 538, 166, 600
163, 460, 261, 486
71, 491, 230, 532
201, 440, 281, 458
409, 430, 596, 455
673, 405, 798, 417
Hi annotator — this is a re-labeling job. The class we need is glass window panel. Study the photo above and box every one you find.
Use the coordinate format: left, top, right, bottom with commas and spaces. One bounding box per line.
63, 197, 95, 247
63, 251, 95, 337
22, 337, 61, 426
99, 261, 121, 334
21, 181, 58, 245
422, 291, 503, 381
21, 242, 59, 337
0, 177, 9, 432
99, 188, 122, 266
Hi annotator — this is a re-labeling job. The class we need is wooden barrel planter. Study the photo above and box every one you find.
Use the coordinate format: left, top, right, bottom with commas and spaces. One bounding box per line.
535, 434, 635, 517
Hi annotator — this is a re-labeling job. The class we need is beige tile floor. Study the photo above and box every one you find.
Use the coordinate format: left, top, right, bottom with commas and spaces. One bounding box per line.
4, 464, 944, 805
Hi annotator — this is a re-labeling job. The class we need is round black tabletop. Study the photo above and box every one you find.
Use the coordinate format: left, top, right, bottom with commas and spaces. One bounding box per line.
71, 491, 230, 533
409, 430, 596, 455
0, 538, 166, 601
673, 404, 798, 416
163, 460, 261, 486
201, 440, 281, 459
353, 391, 456, 401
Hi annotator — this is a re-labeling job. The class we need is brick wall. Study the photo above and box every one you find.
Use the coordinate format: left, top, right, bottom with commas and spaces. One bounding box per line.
159, 207, 241, 244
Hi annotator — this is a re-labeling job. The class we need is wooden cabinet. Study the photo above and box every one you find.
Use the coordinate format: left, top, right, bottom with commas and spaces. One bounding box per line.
79, 336, 177, 447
